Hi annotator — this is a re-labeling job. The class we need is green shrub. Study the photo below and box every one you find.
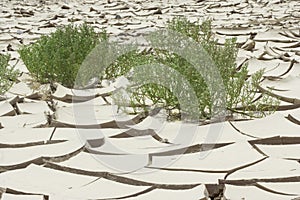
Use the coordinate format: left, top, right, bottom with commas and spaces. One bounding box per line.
0, 54, 18, 94
103, 50, 155, 80
19, 23, 107, 88
114, 18, 279, 120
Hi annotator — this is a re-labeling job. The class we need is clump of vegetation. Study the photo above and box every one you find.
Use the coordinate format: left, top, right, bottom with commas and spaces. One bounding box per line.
19, 23, 107, 88
103, 50, 155, 80
113, 18, 279, 120
18, 18, 278, 120
0, 54, 18, 94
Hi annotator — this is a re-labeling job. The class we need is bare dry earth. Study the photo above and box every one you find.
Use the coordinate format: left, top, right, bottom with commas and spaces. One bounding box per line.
0, 0, 300, 199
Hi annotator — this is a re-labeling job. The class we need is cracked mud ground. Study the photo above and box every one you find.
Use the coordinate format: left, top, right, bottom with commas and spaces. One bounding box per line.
1, 0, 300, 199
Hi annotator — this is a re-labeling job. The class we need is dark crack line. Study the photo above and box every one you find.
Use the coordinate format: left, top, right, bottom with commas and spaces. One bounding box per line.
110, 128, 171, 144
44, 162, 201, 190
258, 85, 300, 104
50, 110, 147, 129
83, 147, 127, 155
0, 157, 45, 173
266, 86, 288, 91
220, 176, 300, 185
147, 152, 273, 178
273, 104, 300, 111
249, 143, 269, 157
265, 59, 296, 79
43, 144, 85, 163
255, 182, 298, 196
48, 126, 56, 141
0, 144, 84, 173
249, 136, 300, 145
0, 139, 66, 148
1, 187, 48, 200
146, 166, 228, 173
224, 157, 268, 180
81, 177, 102, 188
228, 121, 258, 139
286, 114, 300, 126
148, 143, 232, 165
109, 129, 156, 138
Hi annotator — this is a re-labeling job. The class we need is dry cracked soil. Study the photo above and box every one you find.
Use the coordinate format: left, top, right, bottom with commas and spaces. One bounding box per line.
0, 0, 300, 199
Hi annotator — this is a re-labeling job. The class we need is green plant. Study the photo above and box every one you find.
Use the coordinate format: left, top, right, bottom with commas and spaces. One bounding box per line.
114, 18, 279, 120
19, 23, 107, 88
0, 54, 18, 94
104, 50, 155, 80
